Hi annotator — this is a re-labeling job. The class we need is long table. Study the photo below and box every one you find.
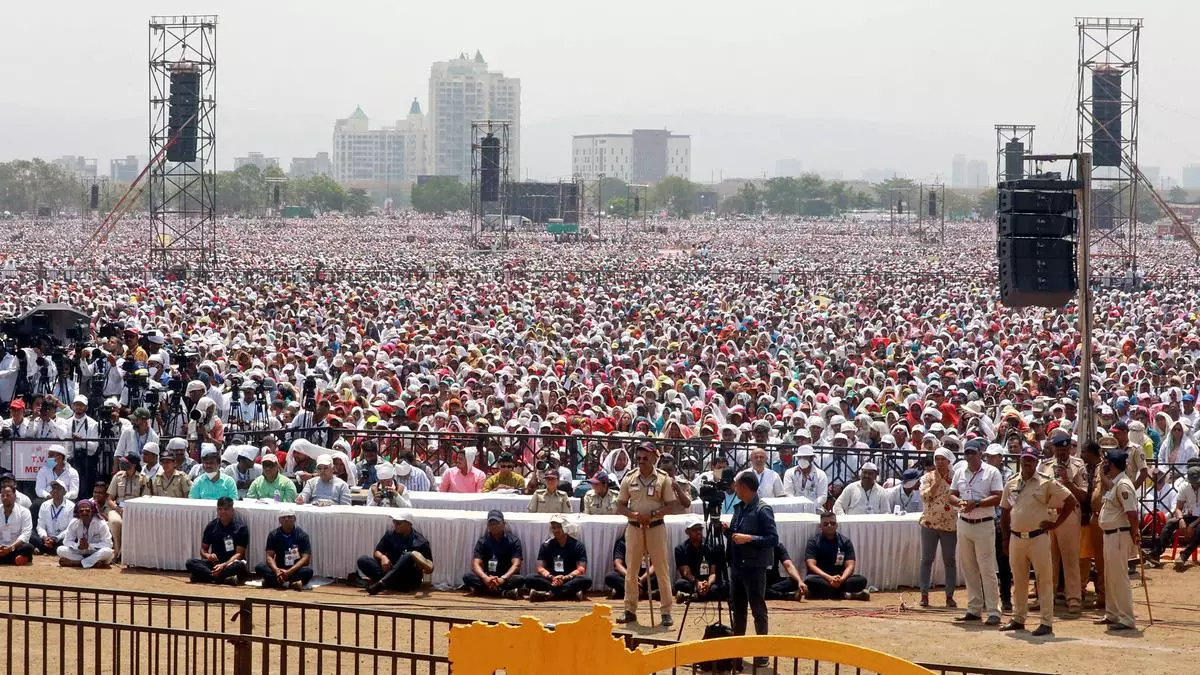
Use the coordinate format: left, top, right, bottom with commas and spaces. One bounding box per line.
122, 497, 945, 591
359, 490, 815, 516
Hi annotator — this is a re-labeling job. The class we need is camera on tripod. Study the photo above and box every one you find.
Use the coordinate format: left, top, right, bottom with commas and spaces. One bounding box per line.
698, 468, 734, 518
301, 375, 318, 412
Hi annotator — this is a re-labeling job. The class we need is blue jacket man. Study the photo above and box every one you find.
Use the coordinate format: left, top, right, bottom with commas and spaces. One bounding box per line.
725, 471, 778, 669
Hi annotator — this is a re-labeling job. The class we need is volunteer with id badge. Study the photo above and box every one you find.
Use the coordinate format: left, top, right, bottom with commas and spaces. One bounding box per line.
256, 507, 313, 589
184, 496, 250, 585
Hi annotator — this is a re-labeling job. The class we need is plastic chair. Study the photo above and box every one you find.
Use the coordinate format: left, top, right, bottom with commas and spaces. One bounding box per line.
1170, 530, 1200, 562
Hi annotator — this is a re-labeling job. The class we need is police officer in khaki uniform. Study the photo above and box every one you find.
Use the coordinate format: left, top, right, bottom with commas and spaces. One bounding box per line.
1000, 447, 1077, 637
526, 471, 571, 514
1095, 450, 1139, 631
615, 442, 680, 627
1038, 429, 1088, 615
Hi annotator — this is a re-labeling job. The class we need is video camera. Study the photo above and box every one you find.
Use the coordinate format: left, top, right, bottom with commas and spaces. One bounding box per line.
698, 467, 735, 519
302, 375, 318, 412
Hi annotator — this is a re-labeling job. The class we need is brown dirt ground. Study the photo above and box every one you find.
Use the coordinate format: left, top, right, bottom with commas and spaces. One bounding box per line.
3, 556, 1200, 674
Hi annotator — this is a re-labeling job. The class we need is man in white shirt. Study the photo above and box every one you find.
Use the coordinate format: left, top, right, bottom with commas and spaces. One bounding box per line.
57, 499, 115, 569
886, 468, 924, 513
115, 408, 159, 464
65, 395, 100, 488
35, 445, 80, 500
747, 448, 784, 498
832, 462, 889, 515
1, 399, 32, 439
0, 485, 35, 565
29, 397, 67, 440
35, 479, 74, 554
1152, 465, 1200, 564
1181, 395, 1200, 434
950, 438, 1005, 626
782, 445, 829, 502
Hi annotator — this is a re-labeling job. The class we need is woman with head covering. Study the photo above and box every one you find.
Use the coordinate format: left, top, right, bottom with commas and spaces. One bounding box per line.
285, 439, 321, 482
1159, 420, 1198, 466
918, 447, 959, 608
330, 443, 359, 487
601, 446, 632, 483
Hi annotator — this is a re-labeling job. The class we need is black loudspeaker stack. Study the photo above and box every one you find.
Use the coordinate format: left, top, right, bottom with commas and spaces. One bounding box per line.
89, 185, 100, 209
479, 134, 500, 203
995, 175, 1080, 308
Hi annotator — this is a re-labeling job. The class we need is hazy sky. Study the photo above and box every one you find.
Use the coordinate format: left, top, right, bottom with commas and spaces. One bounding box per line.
3, 1, 1199, 182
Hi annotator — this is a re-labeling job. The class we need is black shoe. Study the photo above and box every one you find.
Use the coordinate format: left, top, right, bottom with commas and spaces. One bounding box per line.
954, 613, 982, 622
984, 615, 1001, 626
1093, 617, 1114, 625
753, 656, 770, 668
1030, 624, 1053, 637
366, 583, 382, 596
998, 620, 1025, 631
1107, 623, 1135, 631
615, 611, 637, 624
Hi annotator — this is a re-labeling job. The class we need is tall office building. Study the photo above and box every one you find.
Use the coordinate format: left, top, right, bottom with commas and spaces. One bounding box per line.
331, 101, 427, 189
289, 152, 333, 179
1183, 164, 1200, 189
571, 130, 690, 182
966, 159, 988, 188
428, 51, 520, 182
110, 156, 139, 182
234, 152, 280, 172
53, 156, 97, 179
775, 159, 803, 178
951, 154, 968, 188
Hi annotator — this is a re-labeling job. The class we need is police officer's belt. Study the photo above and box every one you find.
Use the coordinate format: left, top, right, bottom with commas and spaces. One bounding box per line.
1102, 526, 1131, 535
1012, 529, 1045, 539
628, 520, 664, 528
959, 516, 993, 524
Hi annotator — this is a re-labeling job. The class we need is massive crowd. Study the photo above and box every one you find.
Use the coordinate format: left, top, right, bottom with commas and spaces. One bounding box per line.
0, 212, 1197, 633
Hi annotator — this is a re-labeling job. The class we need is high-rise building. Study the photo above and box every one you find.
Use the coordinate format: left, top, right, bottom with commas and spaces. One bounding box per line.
234, 152, 279, 172
428, 51, 520, 182
330, 101, 427, 190
1183, 164, 1200, 189
967, 159, 988, 188
110, 156, 139, 182
570, 130, 690, 182
951, 154, 968, 188
775, 159, 803, 178
53, 156, 97, 179
289, 152, 333, 179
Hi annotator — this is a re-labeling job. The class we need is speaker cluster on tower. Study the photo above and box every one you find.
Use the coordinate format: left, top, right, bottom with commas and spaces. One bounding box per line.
167, 69, 200, 163
996, 174, 1079, 308
479, 134, 500, 203
89, 185, 100, 209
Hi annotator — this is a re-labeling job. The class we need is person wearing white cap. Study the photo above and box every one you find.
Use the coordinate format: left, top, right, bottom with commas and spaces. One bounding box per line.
393, 460, 431, 492
782, 445, 828, 502
255, 508, 313, 589
296, 454, 351, 506
950, 438, 1005, 626
35, 444, 80, 500
367, 463, 411, 508
246, 453, 298, 503
34, 479, 74, 554
65, 394, 99, 489
832, 463, 888, 516
140, 442, 163, 482
358, 510, 434, 595
188, 444, 238, 501
222, 446, 263, 499
672, 515, 726, 603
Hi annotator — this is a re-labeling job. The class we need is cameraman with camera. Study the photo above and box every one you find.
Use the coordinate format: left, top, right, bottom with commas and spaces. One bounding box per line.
115, 408, 159, 465
66, 395, 100, 490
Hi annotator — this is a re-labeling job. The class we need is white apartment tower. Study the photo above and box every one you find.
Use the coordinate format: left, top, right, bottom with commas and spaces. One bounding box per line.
428, 51, 520, 181
331, 101, 427, 186
571, 130, 691, 182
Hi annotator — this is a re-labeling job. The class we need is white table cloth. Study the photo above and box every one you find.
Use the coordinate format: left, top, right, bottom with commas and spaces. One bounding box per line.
122, 497, 945, 590
405, 491, 581, 513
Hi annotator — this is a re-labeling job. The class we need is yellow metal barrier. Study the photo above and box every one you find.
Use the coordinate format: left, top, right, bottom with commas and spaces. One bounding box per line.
448, 605, 934, 675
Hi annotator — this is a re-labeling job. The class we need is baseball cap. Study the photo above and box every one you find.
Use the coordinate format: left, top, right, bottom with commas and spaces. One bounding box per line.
8, 400, 24, 411
278, 507, 296, 518
72, 395, 89, 407
392, 509, 413, 523
984, 444, 1005, 456
963, 438, 987, 454
486, 509, 505, 523
132, 407, 152, 420
316, 454, 333, 467
46, 444, 67, 457
684, 515, 704, 530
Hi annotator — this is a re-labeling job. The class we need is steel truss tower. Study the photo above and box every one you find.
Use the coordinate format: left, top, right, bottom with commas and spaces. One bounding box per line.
149, 15, 218, 272
1076, 17, 1140, 276
995, 124, 1035, 182
469, 120, 511, 251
